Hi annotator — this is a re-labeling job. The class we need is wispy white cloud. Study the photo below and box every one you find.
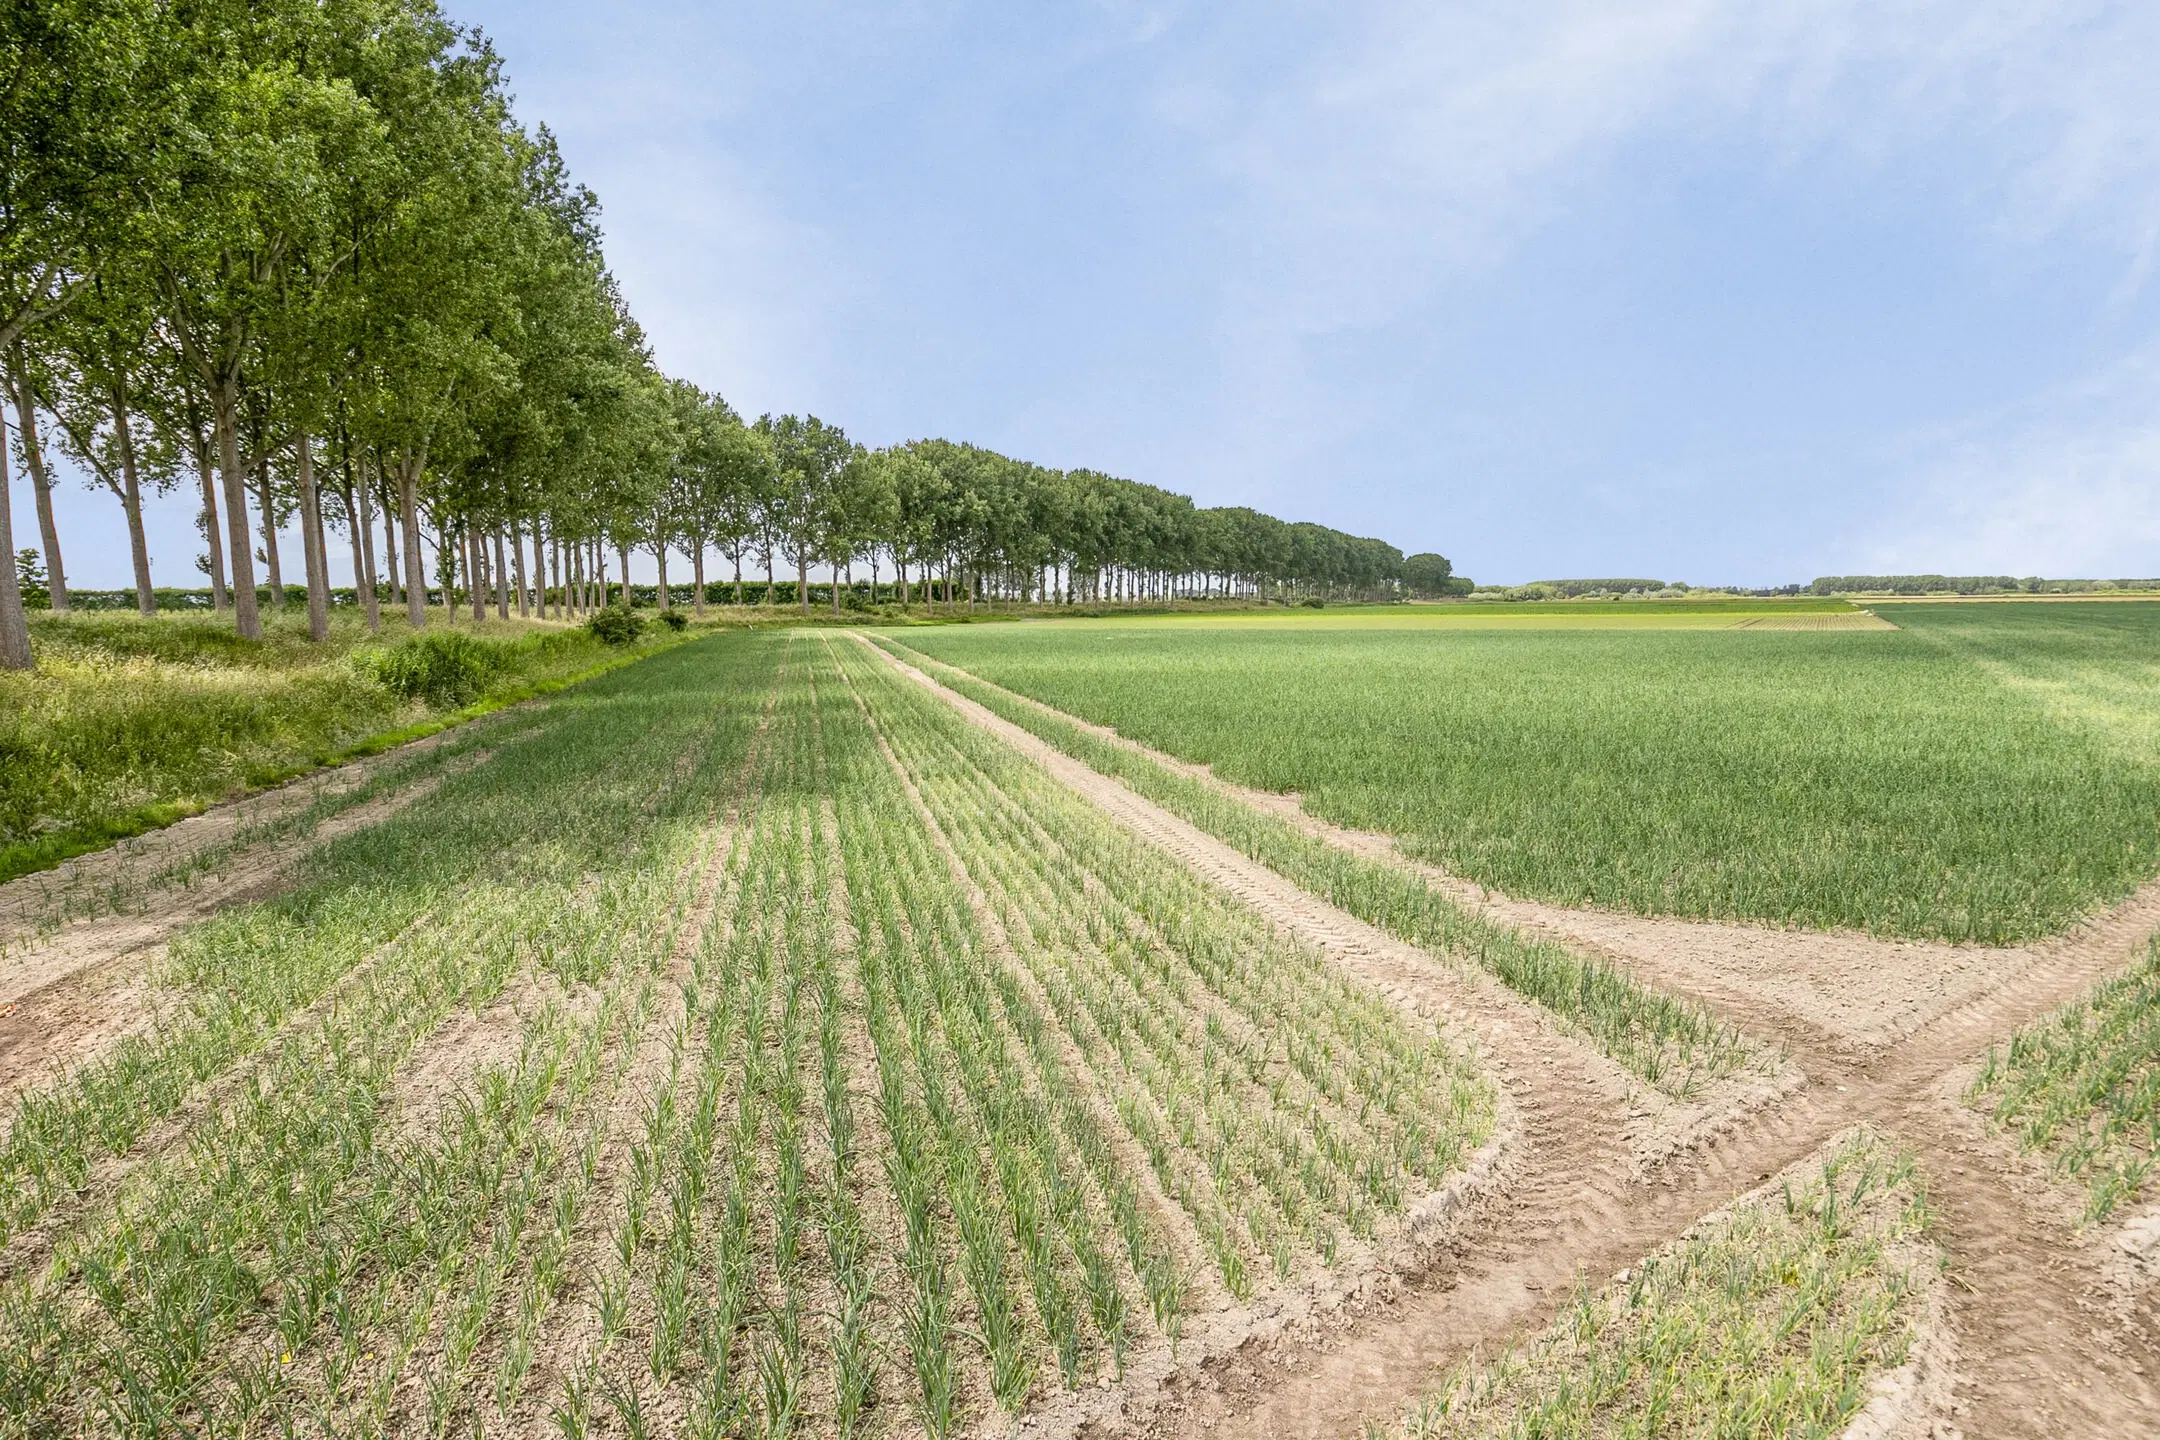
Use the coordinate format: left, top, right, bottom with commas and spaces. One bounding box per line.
1190, 0, 2160, 329
1864, 342, 2160, 577
1123, 1, 2160, 569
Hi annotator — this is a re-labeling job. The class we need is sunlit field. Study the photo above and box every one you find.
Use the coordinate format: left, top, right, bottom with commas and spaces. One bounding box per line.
1000, 597, 1866, 632
900, 601, 2160, 942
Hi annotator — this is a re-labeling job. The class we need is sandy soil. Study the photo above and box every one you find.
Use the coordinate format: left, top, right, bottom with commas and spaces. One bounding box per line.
916, 644, 2159, 1058
867, 635, 2160, 1440
0, 752, 477, 1106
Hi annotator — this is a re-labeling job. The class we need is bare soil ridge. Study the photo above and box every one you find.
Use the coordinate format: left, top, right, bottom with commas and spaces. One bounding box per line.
0, 733, 484, 1105
864, 634, 2160, 1440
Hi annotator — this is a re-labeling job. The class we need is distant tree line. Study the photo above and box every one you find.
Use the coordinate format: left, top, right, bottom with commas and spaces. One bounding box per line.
0, 0, 1431, 668
1809, 576, 2160, 596
1522, 578, 1670, 598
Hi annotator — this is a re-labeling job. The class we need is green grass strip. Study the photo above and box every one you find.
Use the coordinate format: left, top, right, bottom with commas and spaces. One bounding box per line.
0, 631, 701, 888
868, 634, 1749, 1097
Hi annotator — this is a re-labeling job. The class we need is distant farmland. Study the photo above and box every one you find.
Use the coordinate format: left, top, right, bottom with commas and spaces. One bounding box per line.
903, 600, 2160, 942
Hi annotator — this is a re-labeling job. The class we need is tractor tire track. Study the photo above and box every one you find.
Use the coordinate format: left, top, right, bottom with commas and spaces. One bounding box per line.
865, 634, 2160, 1440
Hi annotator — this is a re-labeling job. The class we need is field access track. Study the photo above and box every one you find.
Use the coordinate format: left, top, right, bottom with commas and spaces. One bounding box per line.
863, 634, 2160, 1439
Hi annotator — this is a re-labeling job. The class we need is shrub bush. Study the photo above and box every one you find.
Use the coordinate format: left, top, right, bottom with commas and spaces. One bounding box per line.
370, 630, 509, 707
587, 605, 644, 645
1301, 596, 1326, 608
656, 608, 689, 632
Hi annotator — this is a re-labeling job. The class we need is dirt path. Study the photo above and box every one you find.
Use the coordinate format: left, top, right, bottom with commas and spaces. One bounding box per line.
888, 639, 2160, 1058
0, 723, 485, 950
0, 735, 485, 1104
863, 635, 2160, 1440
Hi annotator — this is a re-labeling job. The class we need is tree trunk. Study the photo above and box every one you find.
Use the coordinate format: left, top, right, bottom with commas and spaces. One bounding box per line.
764, 544, 777, 606
691, 539, 706, 616
900, 559, 910, 609
397, 455, 426, 630
468, 527, 486, 622
296, 432, 329, 641
109, 377, 153, 615
493, 530, 509, 620
346, 474, 379, 634
616, 542, 631, 608
511, 519, 529, 617
381, 492, 401, 610
732, 551, 743, 606
187, 403, 228, 612
213, 376, 261, 639
796, 543, 809, 615
256, 452, 282, 608
195, 441, 227, 612
349, 457, 380, 632
436, 522, 453, 620
6, 351, 66, 613
655, 541, 670, 610
0, 400, 31, 667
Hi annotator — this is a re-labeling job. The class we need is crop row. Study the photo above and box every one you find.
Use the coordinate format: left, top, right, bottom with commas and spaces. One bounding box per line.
871, 636, 1747, 1095
0, 628, 1500, 1437
1389, 1130, 1936, 1437
0, 638, 775, 1436
1968, 937, 2160, 1222
832, 637, 1492, 1293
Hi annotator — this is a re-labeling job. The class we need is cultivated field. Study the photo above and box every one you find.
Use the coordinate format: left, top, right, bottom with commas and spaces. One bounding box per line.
2, 606, 2156, 1438
0, 631, 1497, 1437
902, 600, 2160, 942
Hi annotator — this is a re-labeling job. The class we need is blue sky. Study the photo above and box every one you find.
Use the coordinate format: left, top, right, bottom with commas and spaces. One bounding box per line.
22, 1, 2160, 588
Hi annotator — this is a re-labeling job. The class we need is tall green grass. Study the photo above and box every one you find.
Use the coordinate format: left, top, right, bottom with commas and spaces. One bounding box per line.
0, 610, 697, 883
897, 602, 2160, 942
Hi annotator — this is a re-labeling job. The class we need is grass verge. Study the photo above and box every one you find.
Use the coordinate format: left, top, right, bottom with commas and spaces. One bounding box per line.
0, 612, 709, 886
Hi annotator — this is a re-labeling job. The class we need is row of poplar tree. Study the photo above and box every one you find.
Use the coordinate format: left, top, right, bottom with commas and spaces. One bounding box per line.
0, 1, 1414, 669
